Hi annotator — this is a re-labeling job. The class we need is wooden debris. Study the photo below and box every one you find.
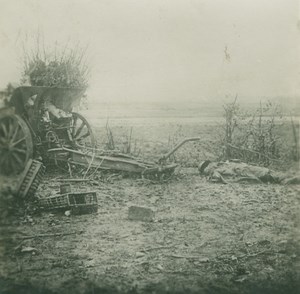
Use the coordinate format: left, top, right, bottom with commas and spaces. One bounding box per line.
135, 252, 146, 258
54, 178, 91, 182
166, 254, 204, 259
0, 230, 84, 241
143, 245, 174, 252
20, 247, 38, 253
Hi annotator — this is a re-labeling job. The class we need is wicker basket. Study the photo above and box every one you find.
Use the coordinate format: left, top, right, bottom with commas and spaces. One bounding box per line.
38, 191, 98, 214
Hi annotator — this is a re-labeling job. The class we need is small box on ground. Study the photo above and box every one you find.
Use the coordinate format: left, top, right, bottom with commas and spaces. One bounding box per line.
128, 205, 155, 222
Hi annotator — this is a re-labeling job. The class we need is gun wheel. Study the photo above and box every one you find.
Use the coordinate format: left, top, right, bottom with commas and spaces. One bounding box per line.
0, 114, 33, 175
71, 112, 96, 149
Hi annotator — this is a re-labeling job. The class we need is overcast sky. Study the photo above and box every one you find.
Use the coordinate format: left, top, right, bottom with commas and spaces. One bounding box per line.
0, 0, 299, 103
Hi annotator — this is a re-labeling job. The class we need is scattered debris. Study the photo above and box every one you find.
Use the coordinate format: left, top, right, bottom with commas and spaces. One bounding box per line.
38, 191, 98, 215
199, 257, 210, 263
135, 252, 146, 258
12, 159, 99, 216
231, 255, 238, 261
128, 205, 155, 222
84, 259, 96, 268
15, 159, 45, 199
48, 146, 178, 179
234, 276, 247, 283
60, 184, 71, 194
0, 231, 84, 242
143, 245, 174, 252
20, 247, 38, 254
166, 254, 206, 260
64, 210, 71, 217
156, 264, 164, 271
55, 178, 91, 183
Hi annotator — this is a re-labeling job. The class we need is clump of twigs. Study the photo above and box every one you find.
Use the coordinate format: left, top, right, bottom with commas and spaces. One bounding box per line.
105, 119, 116, 150
21, 38, 90, 88
222, 95, 239, 159
104, 119, 142, 157
222, 98, 285, 167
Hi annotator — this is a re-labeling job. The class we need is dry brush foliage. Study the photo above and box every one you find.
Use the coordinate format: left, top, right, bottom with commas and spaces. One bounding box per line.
21, 37, 90, 89
221, 98, 298, 168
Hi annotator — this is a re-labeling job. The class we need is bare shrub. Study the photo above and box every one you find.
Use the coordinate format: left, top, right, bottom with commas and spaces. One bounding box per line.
221, 98, 288, 167
21, 35, 90, 88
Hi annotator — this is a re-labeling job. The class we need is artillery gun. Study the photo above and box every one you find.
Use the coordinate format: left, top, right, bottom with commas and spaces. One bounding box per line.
0, 86, 94, 174
0, 86, 199, 178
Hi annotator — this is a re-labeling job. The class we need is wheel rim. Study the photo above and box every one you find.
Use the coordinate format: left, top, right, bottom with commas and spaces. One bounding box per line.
71, 112, 96, 149
0, 115, 33, 175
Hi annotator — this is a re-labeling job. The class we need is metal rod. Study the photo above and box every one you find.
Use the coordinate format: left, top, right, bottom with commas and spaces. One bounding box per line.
159, 137, 201, 162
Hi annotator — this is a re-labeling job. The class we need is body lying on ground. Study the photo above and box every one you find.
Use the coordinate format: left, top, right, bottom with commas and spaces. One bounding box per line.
198, 160, 300, 184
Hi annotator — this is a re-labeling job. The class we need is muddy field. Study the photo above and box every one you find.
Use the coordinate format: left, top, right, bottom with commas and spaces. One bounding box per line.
0, 117, 299, 294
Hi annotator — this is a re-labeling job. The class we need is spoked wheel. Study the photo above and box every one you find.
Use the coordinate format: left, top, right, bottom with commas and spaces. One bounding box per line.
70, 112, 96, 149
0, 114, 33, 175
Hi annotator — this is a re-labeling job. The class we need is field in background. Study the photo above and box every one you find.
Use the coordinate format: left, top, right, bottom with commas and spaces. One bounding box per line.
80, 101, 299, 170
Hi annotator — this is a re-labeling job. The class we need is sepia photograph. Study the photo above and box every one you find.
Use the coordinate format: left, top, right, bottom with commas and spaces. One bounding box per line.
0, 0, 299, 293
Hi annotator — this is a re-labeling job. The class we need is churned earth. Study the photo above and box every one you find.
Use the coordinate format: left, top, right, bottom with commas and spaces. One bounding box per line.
0, 168, 299, 294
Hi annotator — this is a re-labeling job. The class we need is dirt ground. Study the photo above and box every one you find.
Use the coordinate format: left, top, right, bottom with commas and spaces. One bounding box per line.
0, 119, 299, 294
